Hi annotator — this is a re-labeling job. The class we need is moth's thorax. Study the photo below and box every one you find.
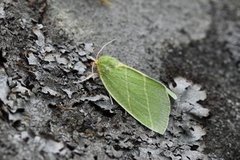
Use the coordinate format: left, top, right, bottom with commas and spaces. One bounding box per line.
96, 56, 121, 73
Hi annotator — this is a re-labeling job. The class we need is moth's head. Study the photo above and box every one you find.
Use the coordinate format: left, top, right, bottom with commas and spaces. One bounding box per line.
97, 56, 118, 66
93, 40, 116, 72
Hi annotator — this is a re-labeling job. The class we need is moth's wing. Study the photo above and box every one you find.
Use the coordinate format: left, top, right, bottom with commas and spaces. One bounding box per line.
99, 63, 171, 134
166, 88, 177, 100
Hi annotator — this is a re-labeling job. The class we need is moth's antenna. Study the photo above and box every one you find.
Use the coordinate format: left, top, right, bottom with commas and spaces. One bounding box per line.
96, 39, 116, 60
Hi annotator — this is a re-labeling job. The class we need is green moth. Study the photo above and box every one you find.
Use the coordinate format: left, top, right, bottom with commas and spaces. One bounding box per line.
88, 40, 177, 134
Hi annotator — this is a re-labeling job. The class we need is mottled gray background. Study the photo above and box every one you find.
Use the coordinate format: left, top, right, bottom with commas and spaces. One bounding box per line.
0, 0, 239, 159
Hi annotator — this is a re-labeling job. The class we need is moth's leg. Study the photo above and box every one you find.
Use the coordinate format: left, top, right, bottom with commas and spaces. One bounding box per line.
91, 61, 95, 73
79, 72, 97, 83
109, 93, 113, 105
77, 61, 97, 83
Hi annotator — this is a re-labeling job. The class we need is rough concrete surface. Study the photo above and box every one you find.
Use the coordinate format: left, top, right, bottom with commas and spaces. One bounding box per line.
0, 0, 239, 159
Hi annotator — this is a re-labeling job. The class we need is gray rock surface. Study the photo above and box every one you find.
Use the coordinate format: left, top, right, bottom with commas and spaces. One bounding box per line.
0, 0, 239, 159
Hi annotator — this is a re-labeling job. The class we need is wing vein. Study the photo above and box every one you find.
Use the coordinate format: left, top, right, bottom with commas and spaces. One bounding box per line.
125, 67, 131, 112
143, 76, 153, 128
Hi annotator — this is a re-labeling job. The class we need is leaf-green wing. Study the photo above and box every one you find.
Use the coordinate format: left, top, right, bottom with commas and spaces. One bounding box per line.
97, 56, 174, 134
